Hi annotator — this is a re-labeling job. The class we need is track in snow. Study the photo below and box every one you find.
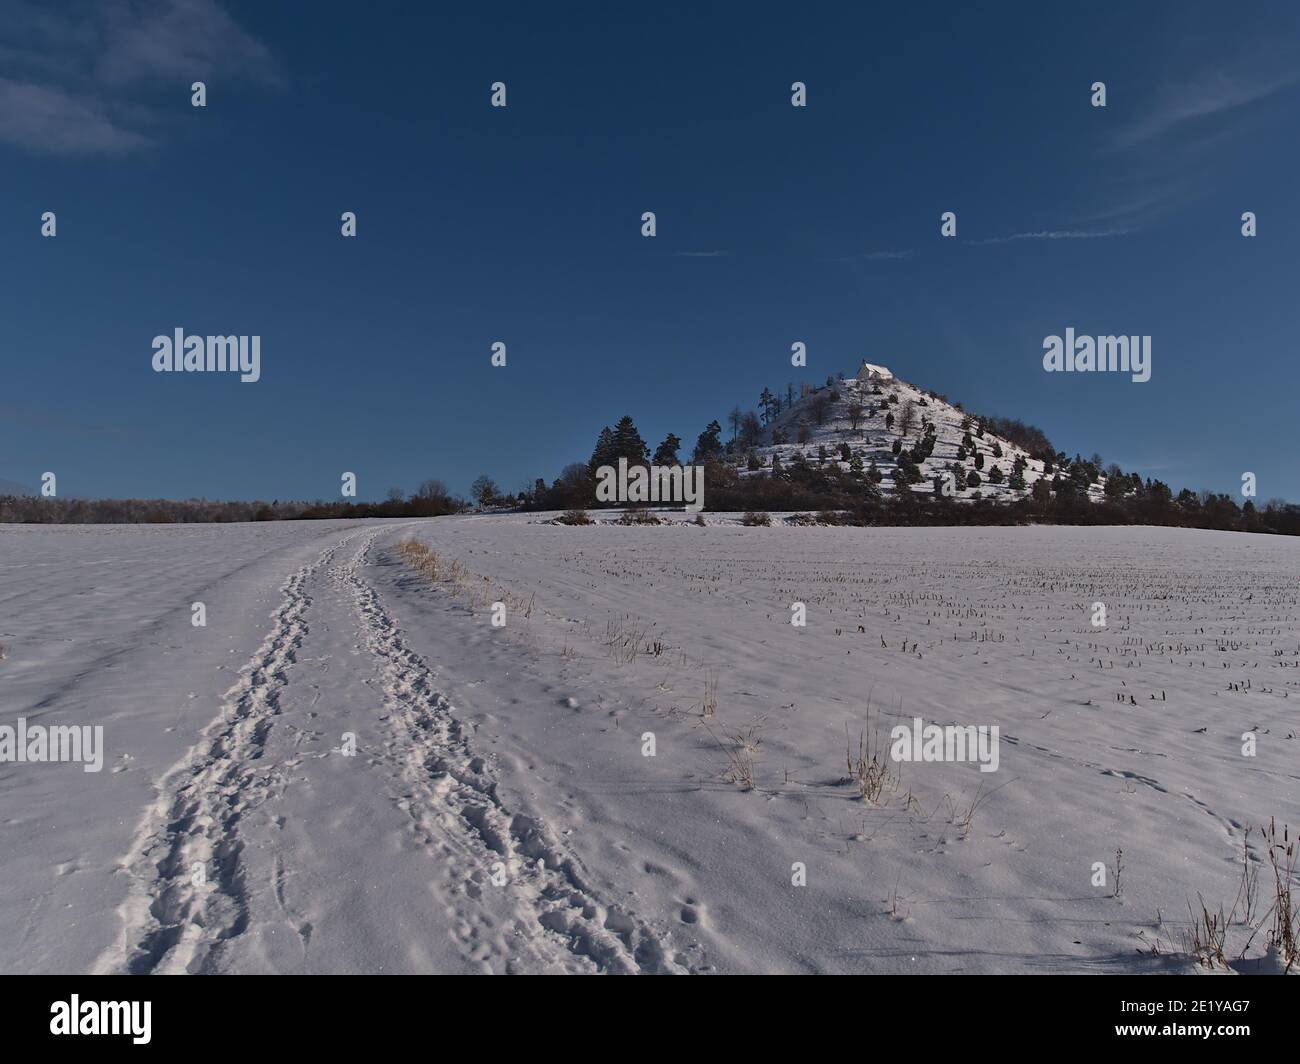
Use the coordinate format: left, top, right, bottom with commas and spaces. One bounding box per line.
96, 527, 688, 974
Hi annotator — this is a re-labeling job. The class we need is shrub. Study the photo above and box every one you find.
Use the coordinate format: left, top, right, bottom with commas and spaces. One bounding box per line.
742, 511, 772, 527
556, 508, 593, 525
618, 507, 661, 525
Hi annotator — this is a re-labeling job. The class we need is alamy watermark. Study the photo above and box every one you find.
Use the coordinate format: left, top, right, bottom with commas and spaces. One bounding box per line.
0, 718, 104, 772
1042, 328, 1150, 383
50, 996, 150, 1044
889, 717, 1000, 773
595, 457, 705, 512
151, 328, 261, 382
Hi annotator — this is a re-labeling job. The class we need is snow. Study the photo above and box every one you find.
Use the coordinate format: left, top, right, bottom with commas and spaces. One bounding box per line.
2, 516, 1297, 973
742, 367, 1107, 502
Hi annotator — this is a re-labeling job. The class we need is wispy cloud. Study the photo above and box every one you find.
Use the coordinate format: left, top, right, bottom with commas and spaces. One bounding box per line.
826, 249, 914, 262
94, 0, 279, 89
1113, 69, 1300, 151
0, 78, 149, 155
967, 228, 1133, 246
1084, 37, 1300, 229
0, 0, 280, 155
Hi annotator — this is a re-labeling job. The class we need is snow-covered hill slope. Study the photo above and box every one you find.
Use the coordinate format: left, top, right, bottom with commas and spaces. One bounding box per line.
738, 364, 1107, 503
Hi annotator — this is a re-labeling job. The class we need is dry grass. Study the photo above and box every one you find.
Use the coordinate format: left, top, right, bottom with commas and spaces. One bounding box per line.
1232, 827, 1260, 927
698, 671, 718, 718
603, 614, 647, 664
1180, 895, 1229, 969
1265, 818, 1298, 972
398, 538, 531, 613
707, 718, 765, 790
941, 778, 1010, 840
844, 706, 899, 804
1140, 818, 1297, 971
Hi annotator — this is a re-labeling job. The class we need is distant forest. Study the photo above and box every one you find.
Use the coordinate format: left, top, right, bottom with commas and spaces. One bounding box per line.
0, 483, 462, 525
5, 397, 1298, 537
7, 455, 1299, 538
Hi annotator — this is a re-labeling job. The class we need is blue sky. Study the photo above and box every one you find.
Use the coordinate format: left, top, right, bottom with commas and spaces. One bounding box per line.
2, 0, 1298, 502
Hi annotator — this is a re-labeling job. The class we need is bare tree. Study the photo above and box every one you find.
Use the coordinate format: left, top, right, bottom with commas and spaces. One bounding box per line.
417, 479, 450, 503
847, 401, 865, 433
471, 475, 499, 507
728, 406, 743, 442
898, 399, 916, 438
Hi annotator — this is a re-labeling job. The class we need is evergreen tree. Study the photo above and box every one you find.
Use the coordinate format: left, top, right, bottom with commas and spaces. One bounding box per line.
612, 415, 649, 465
693, 420, 723, 462
652, 432, 682, 465
588, 426, 617, 473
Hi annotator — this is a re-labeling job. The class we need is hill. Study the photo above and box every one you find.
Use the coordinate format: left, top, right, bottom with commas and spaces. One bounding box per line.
735, 361, 1107, 503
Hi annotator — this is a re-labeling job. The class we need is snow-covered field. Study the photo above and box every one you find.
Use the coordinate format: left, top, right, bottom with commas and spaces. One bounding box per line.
2, 515, 1297, 973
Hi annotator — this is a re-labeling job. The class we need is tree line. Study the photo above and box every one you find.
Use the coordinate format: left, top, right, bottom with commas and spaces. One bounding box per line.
6, 381, 1297, 537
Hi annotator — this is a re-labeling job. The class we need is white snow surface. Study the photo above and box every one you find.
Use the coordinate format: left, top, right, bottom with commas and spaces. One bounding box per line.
2, 515, 1297, 974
